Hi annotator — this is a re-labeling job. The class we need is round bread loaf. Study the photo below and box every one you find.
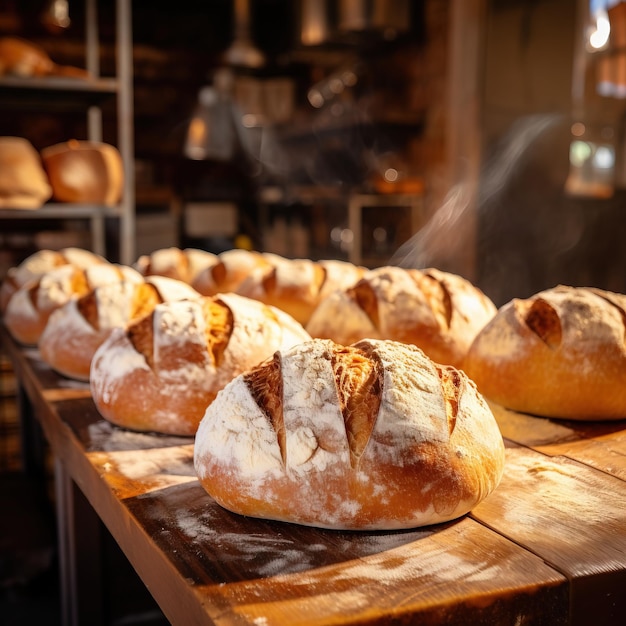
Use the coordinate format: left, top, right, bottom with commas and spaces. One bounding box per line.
191, 249, 272, 296
0, 136, 52, 209
3, 262, 142, 346
39, 275, 201, 381
305, 266, 497, 368
236, 257, 366, 325
0, 247, 106, 312
90, 293, 312, 436
463, 285, 626, 420
194, 338, 505, 530
133, 247, 218, 284
41, 140, 124, 206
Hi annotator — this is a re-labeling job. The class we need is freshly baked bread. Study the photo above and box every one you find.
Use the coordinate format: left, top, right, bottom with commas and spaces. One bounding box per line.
0, 247, 106, 312
0, 137, 52, 209
41, 140, 124, 206
134, 247, 218, 284
90, 293, 311, 436
3, 263, 142, 346
39, 276, 201, 381
194, 338, 505, 530
305, 266, 497, 368
191, 249, 272, 296
0, 36, 89, 78
463, 285, 626, 420
236, 257, 366, 325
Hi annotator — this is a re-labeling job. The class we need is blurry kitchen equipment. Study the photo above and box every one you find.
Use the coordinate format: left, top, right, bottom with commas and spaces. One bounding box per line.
223, 0, 265, 68
184, 68, 237, 161
298, 0, 410, 46
338, 0, 410, 36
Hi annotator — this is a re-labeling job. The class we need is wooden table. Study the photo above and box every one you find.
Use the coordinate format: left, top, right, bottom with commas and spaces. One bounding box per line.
2, 322, 626, 626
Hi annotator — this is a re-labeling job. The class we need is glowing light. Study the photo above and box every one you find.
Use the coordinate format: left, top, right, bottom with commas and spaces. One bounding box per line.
588, 10, 610, 50
383, 168, 399, 182
593, 145, 614, 169
184, 116, 207, 160
308, 89, 325, 108
569, 140, 592, 167
571, 122, 586, 137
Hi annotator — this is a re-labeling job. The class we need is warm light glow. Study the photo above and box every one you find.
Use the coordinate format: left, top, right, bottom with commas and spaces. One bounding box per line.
588, 10, 610, 50
185, 116, 207, 160
384, 168, 399, 183
571, 122, 586, 137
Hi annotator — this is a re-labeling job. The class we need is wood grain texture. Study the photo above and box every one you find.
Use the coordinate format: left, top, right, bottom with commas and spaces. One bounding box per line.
490, 401, 626, 480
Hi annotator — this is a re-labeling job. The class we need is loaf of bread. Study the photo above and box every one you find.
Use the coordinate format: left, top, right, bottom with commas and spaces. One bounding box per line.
236, 257, 366, 325
194, 338, 505, 530
191, 249, 272, 296
41, 140, 124, 206
90, 293, 312, 436
463, 285, 626, 420
0, 36, 89, 78
305, 266, 497, 368
0, 137, 52, 209
39, 276, 201, 381
3, 263, 143, 346
0, 247, 106, 312
134, 247, 218, 284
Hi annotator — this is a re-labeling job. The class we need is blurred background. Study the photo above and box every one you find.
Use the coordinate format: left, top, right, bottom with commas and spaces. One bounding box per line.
1, 0, 624, 308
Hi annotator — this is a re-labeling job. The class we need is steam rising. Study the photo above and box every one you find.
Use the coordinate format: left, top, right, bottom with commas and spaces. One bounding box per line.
390, 113, 564, 272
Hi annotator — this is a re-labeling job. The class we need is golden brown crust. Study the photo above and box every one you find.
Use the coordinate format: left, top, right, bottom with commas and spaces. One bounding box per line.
4, 263, 142, 346
463, 285, 626, 420
194, 338, 505, 530
192, 249, 271, 296
38, 276, 201, 382
0, 247, 106, 312
306, 266, 497, 368
90, 293, 311, 436
134, 247, 218, 284
237, 257, 365, 325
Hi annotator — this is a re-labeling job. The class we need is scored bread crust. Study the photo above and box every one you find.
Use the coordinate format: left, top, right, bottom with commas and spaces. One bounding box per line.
194, 338, 505, 530
133, 247, 218, 284
236, 257, 365, 325
191, 249, 273, 296
463, 285, 626, 420
39, 275, 201, 381
0, 247, 106, 312
305, 266, 497, 368
90, 293, 312, 436
3, 262, 143, 346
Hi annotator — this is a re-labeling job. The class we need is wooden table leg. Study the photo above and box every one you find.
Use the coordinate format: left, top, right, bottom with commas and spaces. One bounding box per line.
54, 458, 104, 626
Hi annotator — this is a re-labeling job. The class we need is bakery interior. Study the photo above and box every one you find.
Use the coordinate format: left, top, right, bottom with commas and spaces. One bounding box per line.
1, 0, 626, 624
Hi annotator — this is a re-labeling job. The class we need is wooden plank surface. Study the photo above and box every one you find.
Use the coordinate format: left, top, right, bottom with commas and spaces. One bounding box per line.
490, 401, 626, 480
5, 324, 626, 625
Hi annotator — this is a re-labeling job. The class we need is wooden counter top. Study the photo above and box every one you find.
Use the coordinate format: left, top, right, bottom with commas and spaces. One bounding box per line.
2, 323, 626, 625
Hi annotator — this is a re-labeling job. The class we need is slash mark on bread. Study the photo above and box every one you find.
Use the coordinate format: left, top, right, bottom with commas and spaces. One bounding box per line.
244, 354, 286, 464
332, 344, 383, 469
416, 271, 453, 329
523, 297, 562, 349
348, 281, 380, 331
204, 299, 233, 368
436, 365, 461, 435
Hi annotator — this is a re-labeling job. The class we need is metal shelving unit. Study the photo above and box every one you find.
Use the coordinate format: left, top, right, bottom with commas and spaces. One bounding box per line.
0, 0, 135, 266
